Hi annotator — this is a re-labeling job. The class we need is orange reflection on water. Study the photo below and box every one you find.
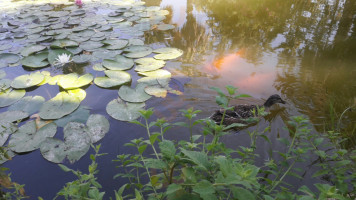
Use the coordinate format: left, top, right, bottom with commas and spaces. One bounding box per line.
204, 50, 277, 96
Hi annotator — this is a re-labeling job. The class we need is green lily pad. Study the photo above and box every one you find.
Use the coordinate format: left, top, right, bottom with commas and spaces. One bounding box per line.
134, 57, 165, 72
86, 114, 110, 143
21, 52, 49, 68
123, 45, 152, 58
102, 55, 134, 70
0, 122, 17, 146
64, 122, 91, 163
79, 41, 103, 51
94, 70, 131, 88
92, 50, 118, 60
58, 73, 93, 90
93, 63, 106, 71
39, 91, 81, 120
0, 89, 26, 108
51, 39, 79, 49
8, 96, 45, 115
67, 88, 86, 101
72, 54, 91, 64
37, 71, 52, 86
138, 69, 172, 78
40, 138, 66, 163
144, 86, 168, 98
128, 38, 144, 46
47, 75, 64, 85
103, 39, 128, 50
54, 105, 90, 127
0, 53, 21, 67
118, 83, 152, 103
0, 79, 11, 90
11, 72, 45, 89
0, 44, 13, 51
106, 98, 145, 121
48, 49, 73, 65
66, 47, 83, 55
0, 70, 5, 79
20, 45, 47, 56
156, 24, 175, 31
9, 121, 57, 153
0, 111, 29, 123
153, 47, 183, 60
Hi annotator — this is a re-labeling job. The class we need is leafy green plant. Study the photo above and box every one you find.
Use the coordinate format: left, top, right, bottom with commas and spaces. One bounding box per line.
54, 144, 106, 200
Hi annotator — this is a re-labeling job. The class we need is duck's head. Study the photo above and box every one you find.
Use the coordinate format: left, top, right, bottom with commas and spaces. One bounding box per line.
263, 94, 286, 107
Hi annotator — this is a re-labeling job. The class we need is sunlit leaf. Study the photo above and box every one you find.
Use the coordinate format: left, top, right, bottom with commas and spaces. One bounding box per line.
106, 98, 145, 121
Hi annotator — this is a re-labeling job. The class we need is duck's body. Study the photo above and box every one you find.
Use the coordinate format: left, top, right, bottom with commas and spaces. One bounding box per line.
210, 94, 285, 126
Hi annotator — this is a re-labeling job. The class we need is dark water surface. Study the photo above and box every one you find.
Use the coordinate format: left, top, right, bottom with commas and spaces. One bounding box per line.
2, 0, 356, 199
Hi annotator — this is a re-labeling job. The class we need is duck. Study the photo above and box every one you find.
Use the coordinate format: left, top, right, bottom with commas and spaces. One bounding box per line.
210, 94, 286, 126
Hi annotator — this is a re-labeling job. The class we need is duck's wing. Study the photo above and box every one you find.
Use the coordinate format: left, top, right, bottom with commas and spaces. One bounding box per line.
234, 105, 258, 118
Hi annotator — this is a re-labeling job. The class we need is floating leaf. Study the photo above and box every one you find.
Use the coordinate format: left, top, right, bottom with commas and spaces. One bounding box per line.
93, 63, 106, 71
128, 38, 144, 46
118, 83, 152, 103
67, 88, 86, 101
72, 54, 91, 64
8, 96, 45, 115
106, 98, 145, 121
138, 69, 171, 78
94, 70, 131, 88
54, 106, 90, 127
58, 73, 93, 90
11, 73, 45, 89
123, 45, 152, 58
21, 52, 49, 68
144, 86, 167, 98
64, 122, 91, 163
0, 122, 17, 146
0, 89, 26, 108
20, 45, 46, 56
79, 41, 103, 51
86, 114, 110, 143
40, 138, 66, 163
0, 70, 5, 79
0, 53, 21, 67
9, 121, 57, 153
51, 39, 79, 49
39, 91, 80, 120
134, 57, 165, 72
153, 47, 183, 60
103, 39, 128, 50
47, 75, 64, 85
102, 55, 134, 71
0, 111, 29, 123
0, 79, 11, 90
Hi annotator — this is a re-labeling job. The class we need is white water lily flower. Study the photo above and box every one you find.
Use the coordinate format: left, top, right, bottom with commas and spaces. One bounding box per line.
53, 53, 72, 66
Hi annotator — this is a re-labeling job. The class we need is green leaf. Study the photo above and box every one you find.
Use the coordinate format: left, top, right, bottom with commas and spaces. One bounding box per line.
86, 114, 110, 143
230, 186, 255, 200
314, 138, 324, 146
0, 89, 26, 108
54, 105, 90, 127
58, 164, 72, 172
118, 83, 152, 103
11, 73, 45, 89
138, 144, 147, 154
134, 57, 165, 72
192, 180, 217, 200
20, 45, 47, 56
159, 140, 176, 159
57, 73, 93, 90
180, 149, 210, 170
106, 98, 145, 121
144, 158, 167, 169
8, 96, 45, 115
51, 39, 78, 49
226, 85, 236, 95
153, 47, 183, 60
64, 122, 91, 163
166, 184, 182, 196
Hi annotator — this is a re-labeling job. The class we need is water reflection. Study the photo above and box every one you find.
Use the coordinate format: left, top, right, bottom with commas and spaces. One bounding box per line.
148, 0, 356, 146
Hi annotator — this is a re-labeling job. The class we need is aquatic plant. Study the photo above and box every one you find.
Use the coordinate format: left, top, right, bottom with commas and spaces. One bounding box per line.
52, 53, 72, 66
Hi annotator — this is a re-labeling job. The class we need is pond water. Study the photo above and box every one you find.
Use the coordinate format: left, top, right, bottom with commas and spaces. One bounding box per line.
1, 0, 355, 199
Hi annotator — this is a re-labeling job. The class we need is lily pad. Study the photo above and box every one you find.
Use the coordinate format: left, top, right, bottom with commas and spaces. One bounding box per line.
153, 47, 183, 60
102, 55, 134, 70
0, 111, 29, 123
94, 70, 131, 88
54, 106, 90, 127
51, 39, 79, 49
86, 114, 110, 143
0, 70, 5, 79
0, 89, 26, 108
128, 38, 144, 46
123, 45, 152, 58
8, 96, 45, 115
103, 39, 128, 50
0, 79, 11, 90
0, 122, 17, 146
40, 138, 66, 163
64, 122, 91, 163
21, 52, 49, 68
72, 54, 91, 64
134, 57, 165, 72
144, 86, 168, 98
66, 47, 83, 55
118, 83, 152, 103
39, 91, 81, 120
156, 24, 175, 31
9, 121, 57, 153
138, 69, 172, 78
93, 63, 106, 71
0, 53, 21, 67
106, 98, 145, 121
57, 73, 93, 90
11, 73, 45, 89
67, 88, 87, 101
79, 41, 103, 51
20, 45, 47, 56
